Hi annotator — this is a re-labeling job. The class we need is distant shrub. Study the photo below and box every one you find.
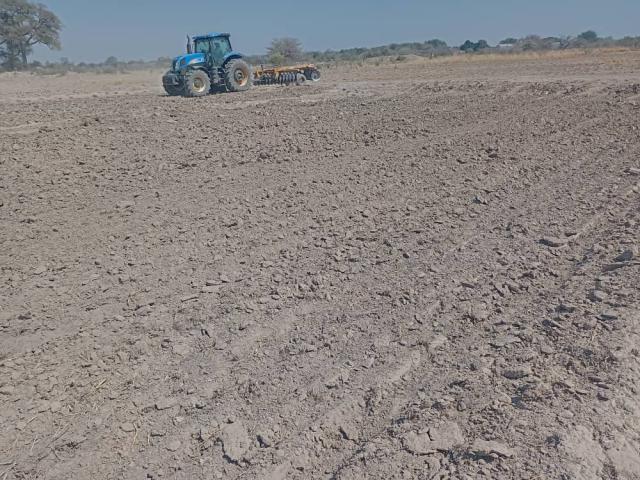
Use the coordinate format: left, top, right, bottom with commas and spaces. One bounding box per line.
267, 38, 303, 64
460, 40, 491, 52
578, 30, 599, 42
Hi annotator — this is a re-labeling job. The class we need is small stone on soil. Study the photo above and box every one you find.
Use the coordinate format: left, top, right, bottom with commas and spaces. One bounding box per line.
614, 249, 635, 262
180, 294, 199, 302
502, 365, 533, 379
155, 398, 178, 411
540, 237, 567, 248
0, 385, 15, 395
166, 440, 181, 452
588, 290, 606, 302
120, 422, 136, 433
599, 311, 619, 321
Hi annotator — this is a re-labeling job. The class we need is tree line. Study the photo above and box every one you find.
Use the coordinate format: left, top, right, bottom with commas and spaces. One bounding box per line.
2, 0, 640, 73
255, 31, 640, 64
493, 30, 640, 51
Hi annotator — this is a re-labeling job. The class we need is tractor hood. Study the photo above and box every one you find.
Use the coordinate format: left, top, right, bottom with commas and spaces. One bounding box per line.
172, 53, 206, 71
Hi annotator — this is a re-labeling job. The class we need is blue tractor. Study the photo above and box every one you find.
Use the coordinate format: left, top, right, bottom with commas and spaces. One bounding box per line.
163, 33, 253, 97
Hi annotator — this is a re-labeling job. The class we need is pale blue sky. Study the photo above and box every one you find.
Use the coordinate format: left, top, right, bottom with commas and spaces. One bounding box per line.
33, 0, 640, 63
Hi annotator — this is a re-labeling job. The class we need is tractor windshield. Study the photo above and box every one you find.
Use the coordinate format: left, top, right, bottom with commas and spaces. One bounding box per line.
212, 37, 232, 56
194, 39, 211, 54
194, 37, 233, 64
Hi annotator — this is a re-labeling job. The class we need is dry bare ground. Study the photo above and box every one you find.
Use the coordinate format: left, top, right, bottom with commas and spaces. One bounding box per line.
1, 49, 640, 480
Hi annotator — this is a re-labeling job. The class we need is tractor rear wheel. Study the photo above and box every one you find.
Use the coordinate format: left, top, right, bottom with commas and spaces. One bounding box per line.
225, 59, 252, 92
183, 70, 211, 97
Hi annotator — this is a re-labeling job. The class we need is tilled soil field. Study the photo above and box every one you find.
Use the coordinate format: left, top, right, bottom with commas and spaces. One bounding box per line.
1, 50, 640, 480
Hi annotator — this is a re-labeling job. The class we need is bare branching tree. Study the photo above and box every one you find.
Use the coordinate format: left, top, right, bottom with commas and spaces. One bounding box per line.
0, 0, 62, 70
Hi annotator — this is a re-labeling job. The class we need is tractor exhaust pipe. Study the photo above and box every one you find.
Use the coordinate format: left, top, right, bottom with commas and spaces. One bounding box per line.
186, 35, 193, 54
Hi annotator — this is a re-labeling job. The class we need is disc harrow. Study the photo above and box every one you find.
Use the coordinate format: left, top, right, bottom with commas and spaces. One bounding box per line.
253, 64, 321, 86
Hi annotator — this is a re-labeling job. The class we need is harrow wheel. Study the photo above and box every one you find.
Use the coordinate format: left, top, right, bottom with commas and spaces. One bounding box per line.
306, 68, 321, 82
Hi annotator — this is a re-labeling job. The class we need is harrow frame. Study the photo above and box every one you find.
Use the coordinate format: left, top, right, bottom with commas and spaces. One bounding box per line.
253, 64, 321, 86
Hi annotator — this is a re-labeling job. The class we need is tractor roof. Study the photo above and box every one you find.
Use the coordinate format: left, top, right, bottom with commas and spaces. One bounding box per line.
192, 33, 230, 41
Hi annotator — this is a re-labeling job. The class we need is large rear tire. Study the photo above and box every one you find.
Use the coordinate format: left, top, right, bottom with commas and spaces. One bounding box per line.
183, 70, 210, 97
224, 59, 252, 92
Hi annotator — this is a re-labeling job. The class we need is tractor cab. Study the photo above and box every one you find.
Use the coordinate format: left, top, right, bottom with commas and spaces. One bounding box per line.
192, 33, 233, 67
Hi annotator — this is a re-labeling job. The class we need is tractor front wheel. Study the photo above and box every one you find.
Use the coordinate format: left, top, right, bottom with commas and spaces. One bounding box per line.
163, 70, 183, 96
164, 84, 182, 96
225, 59, 252, 92
183, 70, 211, 97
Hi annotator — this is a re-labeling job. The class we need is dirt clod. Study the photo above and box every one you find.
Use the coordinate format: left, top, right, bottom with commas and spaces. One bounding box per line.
120, 422, 136, 433
540, 237, 568, 248
166, 440, 181, 452
220, 422, 250, 463
471, 439, 515, 458
615, 249, 636, 262
403, 422, 464, 455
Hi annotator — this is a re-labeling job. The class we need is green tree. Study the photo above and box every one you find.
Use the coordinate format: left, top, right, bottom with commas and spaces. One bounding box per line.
460, 40, 475, 52
460, 40, 490, 52
425, 39, 448, 49
578, 30, 598, 42
267, 37, 303, 64
0, 0, 62, 69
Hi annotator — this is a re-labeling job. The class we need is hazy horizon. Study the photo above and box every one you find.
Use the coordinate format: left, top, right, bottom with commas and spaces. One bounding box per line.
31, 0, 640, 63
